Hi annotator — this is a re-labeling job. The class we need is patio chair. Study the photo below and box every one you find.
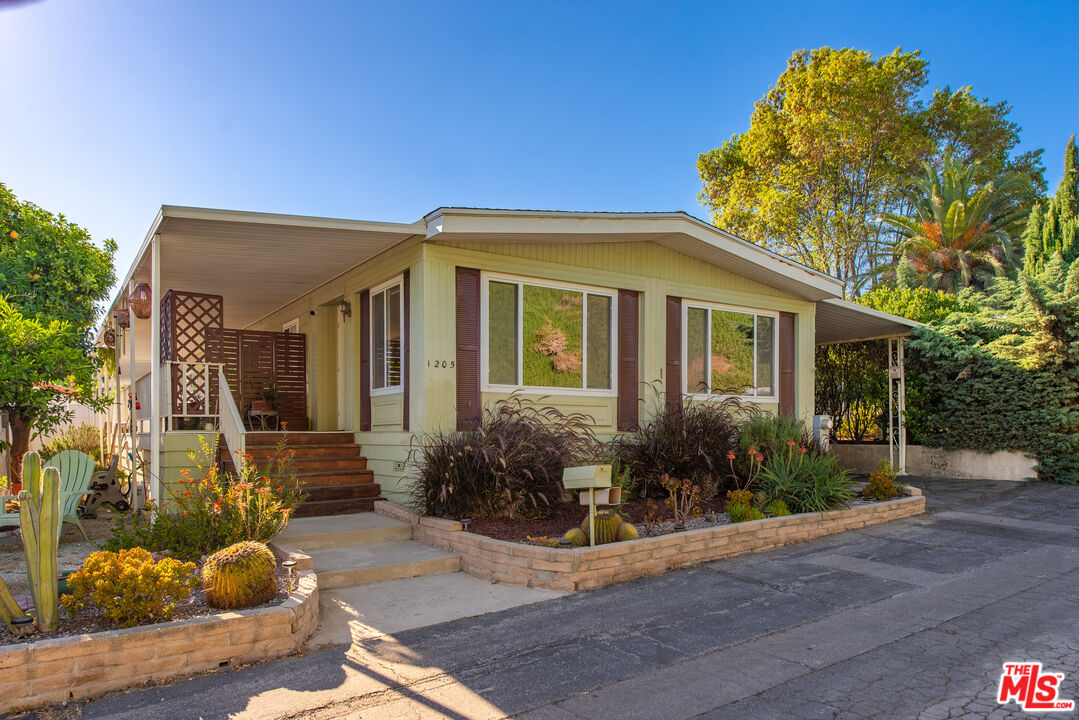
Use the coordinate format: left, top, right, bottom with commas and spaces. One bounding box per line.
43, 450, 96, 543
0, 450, 99, 542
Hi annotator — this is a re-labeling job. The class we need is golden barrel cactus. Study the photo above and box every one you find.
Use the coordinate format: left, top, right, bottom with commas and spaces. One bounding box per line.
561, 527, 587, 547
201, 541, 278, 610
580, 511, 626, 545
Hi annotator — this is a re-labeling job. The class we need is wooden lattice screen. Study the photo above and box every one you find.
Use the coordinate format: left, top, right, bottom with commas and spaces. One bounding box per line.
217, 329, 309, 430
162, 290, 308, 430
161, 291, 224, 422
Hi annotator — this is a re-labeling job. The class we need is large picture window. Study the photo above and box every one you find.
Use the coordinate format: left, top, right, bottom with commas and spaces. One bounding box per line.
484, 275, 615, 393
684, 302, 776, 398
371, 278, 403, 394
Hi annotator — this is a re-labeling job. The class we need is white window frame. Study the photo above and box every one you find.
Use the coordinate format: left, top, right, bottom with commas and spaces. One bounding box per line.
681, 299, 779, 400
282, 318, 300, 334
480, 271, 618, 397
370, 275, 405, 397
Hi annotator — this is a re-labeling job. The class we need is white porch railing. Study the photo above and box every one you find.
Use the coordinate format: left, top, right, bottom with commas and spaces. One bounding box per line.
165, 361, 225, 418
218, 369, 246, 473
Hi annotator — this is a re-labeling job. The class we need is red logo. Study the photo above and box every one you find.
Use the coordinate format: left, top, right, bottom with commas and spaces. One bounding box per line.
998, 662, 1075, 712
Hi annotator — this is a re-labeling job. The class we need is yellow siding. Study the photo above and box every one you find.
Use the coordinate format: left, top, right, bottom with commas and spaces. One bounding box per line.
422, 241, 817, 431
158, 432, 215, 501
240, 236, 819, 499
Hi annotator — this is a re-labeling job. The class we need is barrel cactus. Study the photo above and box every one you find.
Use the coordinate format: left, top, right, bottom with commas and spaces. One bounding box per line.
579, 511, 630, 545
201, 541, 278, 609
561, 527, 587, 547
616, 522, 639, 541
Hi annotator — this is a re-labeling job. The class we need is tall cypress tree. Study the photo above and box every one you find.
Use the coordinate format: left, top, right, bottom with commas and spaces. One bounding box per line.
1025, 135, 1079, 274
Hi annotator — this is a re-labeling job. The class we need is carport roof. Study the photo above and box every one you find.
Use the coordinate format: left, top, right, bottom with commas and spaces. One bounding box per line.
815, 298, 921, 345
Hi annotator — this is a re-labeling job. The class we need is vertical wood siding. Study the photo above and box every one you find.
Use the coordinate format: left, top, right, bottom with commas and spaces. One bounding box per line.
665, 295, 682, 411
455, 267, 482, 430
359, 289, 371, 431
617, 289, 640, 431
402, 269, 411, 432
778, 311, 795, 416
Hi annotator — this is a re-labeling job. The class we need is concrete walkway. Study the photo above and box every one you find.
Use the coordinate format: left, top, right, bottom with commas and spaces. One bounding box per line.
51, 479, 1079, 719
278, 512, 564, 647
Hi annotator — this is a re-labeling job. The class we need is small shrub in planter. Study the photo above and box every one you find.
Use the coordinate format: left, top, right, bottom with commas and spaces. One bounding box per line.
662, 474, 702, 528
408, 396, 600, 520
618, 388, 755, 497
727, 502, 765, 523
864, 459, 901, 500
61, 548, 199, 628
758, 443, 854, 514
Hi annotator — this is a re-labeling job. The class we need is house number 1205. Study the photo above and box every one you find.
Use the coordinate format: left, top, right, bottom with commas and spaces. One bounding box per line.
428, 360, 455, 368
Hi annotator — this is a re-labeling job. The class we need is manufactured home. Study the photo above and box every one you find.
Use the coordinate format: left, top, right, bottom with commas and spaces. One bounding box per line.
97, 206, 916, 513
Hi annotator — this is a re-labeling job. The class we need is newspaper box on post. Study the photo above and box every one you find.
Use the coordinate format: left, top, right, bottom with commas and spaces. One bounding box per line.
562, 464, 618, 547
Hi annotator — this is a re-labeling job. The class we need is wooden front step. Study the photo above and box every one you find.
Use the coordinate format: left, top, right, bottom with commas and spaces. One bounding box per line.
304, 483, 382, 502
247, 444, 361, 459
247, 432, 355, 446
294, 498, 379, 517
293, 469, 376, 486
218, 431, 380, 517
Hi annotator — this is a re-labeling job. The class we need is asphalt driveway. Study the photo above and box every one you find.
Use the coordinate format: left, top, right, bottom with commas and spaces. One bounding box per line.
34, 478, 1079, 720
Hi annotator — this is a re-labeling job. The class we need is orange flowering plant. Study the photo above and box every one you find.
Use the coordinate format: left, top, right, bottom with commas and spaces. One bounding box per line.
106, 434, 305, 562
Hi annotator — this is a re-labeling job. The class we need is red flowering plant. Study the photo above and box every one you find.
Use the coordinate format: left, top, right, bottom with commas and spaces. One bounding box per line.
106, 433, 305, 562
726, 445, 763, 507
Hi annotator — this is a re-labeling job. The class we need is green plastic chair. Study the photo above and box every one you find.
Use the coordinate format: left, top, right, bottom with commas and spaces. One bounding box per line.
0, 450, 96, 543
42, 450, 96, 543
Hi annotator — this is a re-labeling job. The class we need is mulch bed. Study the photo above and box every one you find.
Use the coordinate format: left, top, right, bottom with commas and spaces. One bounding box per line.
0, 566, 291, 646
467, 497, 728, 543
464, 487, 903, 544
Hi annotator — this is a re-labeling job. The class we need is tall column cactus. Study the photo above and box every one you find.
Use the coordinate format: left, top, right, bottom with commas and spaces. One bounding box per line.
19, 451, 60, 632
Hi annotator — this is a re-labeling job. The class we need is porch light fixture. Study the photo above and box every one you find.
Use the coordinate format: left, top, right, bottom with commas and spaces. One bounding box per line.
113, 308, 130, 329
338, 300, 352, 319
128, 282, 152, 319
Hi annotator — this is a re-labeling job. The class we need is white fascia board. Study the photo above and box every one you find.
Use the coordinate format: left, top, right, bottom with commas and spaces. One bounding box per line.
160, 205, 424, 235
423, 208, 844, 299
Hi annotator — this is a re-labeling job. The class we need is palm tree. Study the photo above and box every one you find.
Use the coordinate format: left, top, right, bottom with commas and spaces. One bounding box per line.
880, 157, 1031, 293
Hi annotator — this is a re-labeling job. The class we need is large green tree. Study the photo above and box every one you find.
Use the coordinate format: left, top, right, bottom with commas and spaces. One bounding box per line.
1023, 135, 1079, 275
0, 299, 108, 483
881, 157, 1030, 293
0, 183, 116, 481
0, 183, 117, 344
698, 47, 1044, 293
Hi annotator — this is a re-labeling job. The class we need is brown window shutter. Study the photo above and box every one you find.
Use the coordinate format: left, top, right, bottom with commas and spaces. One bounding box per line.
617, 290, 640, 431
455, 267, 482, 430
402, 269, 410, 432
359, 289, 371, 431
778, 311, 795, 417
665, 295, 682, 411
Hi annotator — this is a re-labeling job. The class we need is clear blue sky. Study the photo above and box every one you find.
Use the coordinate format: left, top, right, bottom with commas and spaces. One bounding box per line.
2, 0, 1077, 282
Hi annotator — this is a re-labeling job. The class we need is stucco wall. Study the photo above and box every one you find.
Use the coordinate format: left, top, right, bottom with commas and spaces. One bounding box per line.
832, 443, 1039, 481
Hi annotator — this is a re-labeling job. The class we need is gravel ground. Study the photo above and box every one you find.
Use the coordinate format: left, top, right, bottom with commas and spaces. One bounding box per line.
0, 514, 287, 644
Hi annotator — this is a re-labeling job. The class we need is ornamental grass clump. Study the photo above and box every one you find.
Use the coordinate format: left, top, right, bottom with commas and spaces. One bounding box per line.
61, 548, 198, 628
618, 387, 754, 498
408, 395, 600, 520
